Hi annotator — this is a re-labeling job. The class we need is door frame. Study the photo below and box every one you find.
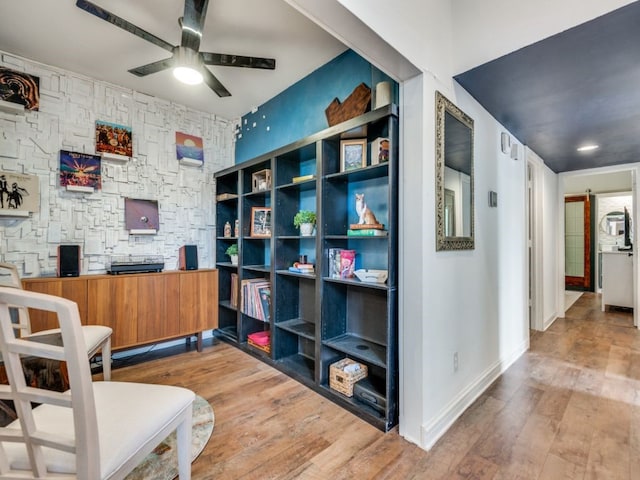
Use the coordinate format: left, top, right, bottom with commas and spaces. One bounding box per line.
558, 165, 639, 328
526, 152, 544, 331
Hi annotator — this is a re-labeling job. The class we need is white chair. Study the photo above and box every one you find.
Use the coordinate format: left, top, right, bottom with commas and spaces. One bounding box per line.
0, 287, 195, 479
0, 263, 112, 381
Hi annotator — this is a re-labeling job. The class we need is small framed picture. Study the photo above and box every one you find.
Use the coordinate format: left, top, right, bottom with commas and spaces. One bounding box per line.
250, 207, 272, 237
340, 139, 367, 172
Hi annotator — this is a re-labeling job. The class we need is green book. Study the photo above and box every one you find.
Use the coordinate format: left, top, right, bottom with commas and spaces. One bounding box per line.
347, 229, 388, 236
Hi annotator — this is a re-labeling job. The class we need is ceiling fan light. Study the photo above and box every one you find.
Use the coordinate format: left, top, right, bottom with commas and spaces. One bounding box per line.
173, 66, 203, 85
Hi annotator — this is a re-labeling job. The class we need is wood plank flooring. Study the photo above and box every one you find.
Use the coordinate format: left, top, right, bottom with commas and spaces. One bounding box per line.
111, 293, 639, 479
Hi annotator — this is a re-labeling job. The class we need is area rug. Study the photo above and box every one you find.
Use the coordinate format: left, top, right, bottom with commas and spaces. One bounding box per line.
125, 395, 214, 480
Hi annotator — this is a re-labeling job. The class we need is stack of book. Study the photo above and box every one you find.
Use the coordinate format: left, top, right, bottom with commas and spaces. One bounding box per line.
288, 262, 315, 274
240, 278, 271, 321
247, 330, 271, 354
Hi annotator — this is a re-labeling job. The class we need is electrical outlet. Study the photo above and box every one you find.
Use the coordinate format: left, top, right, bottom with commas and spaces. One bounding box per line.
453, 352, 459, 372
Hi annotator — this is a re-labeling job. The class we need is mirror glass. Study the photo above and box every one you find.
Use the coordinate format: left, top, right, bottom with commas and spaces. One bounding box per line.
600, 211, 624, 236
436, 91, 474, 250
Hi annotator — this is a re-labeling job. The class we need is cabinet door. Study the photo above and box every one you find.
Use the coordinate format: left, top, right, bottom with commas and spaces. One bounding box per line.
23, 278, 88, 332
136, 273, 180, 343
179, 271, 218, 334
87, 277, 137, 348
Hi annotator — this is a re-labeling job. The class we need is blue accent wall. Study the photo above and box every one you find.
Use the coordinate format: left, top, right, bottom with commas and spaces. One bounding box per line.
235, 49, 397, 163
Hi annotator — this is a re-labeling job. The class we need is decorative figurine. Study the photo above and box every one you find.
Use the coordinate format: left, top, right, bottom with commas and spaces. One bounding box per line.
355, 193, 380, 225
224, 221, 232, 238
234, 219, 239, 237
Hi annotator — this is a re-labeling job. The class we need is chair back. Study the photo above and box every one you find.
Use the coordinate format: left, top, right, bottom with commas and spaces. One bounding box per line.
0, 264, 31, 337
0, 287, 99, 478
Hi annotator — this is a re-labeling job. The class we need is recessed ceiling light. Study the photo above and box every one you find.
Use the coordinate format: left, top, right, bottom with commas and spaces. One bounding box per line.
577, 144, 599, 152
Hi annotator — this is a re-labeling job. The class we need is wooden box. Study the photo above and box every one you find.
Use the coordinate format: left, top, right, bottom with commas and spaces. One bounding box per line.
252, 169, 271, 192
329, 358, 368, 397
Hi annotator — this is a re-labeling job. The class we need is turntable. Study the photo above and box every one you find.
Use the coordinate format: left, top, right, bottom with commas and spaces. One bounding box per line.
106, 255, 164, 275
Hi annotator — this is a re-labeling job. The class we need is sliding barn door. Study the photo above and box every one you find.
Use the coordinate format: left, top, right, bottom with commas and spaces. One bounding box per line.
565, 195, 594, 290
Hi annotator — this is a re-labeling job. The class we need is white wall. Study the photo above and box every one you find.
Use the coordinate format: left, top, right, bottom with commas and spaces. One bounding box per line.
0, 52, 235, 277
312, 0, 531, 450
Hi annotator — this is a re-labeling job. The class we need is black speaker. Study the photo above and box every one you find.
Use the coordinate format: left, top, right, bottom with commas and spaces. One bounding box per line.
58, 245, 80, 277
179, 245, 198, 270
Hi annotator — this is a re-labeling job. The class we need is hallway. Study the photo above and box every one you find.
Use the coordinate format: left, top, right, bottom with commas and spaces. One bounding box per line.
423, 292, 638, 479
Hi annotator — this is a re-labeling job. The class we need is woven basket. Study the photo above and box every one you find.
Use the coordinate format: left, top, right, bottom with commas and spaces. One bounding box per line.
329, 358, 367, 397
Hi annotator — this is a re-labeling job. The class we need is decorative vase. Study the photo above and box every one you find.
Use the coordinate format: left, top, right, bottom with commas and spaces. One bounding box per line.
230, 254, 238, 265
300, 223, 314, 236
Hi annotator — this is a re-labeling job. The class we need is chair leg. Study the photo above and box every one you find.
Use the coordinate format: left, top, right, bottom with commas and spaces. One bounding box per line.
101, 338, 111, 381
176, 404, 193, 480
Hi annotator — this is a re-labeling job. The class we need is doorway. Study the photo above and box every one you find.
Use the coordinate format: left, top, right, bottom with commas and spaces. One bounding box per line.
559, 167, 638, 328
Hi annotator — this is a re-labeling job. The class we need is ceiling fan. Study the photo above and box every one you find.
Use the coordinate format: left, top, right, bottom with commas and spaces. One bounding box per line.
75, 0, 276, 97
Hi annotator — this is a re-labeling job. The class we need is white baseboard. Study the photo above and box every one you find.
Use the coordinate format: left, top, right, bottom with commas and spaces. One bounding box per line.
420, 339, 529, 450
543, 313, 558, 331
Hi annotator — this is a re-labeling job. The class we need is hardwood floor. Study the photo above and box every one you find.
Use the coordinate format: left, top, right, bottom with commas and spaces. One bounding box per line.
111, 293, 639, 479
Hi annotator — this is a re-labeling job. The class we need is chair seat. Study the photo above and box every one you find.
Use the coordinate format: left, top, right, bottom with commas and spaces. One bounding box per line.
3, 381, 195, 477
29, 325, 112, 353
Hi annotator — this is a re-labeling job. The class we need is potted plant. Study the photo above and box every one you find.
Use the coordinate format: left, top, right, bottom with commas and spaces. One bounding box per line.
225, 243, 239, 265
294, 210, 316, 236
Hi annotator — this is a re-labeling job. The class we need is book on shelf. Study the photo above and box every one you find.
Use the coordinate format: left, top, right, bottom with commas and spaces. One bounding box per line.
216, 192, 238, 201
347, 229, 388, 236
230, 273, 238, 308
328, 248, 356, 279
340, 250, 356, 278
291, 174, 315, 183
328, 248, 341, 279
240, 278, 271, 321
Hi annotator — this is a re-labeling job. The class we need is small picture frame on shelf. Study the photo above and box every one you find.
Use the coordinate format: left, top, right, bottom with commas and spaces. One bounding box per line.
340, 138, 367, 172
250, 207, 272, 237
252, 169, 271, 192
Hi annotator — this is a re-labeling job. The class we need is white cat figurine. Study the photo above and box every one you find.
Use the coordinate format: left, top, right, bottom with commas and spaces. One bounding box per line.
355, 193, 379, 225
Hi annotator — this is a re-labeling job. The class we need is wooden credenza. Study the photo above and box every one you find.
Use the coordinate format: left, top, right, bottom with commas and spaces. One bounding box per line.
22, 269, 218, 351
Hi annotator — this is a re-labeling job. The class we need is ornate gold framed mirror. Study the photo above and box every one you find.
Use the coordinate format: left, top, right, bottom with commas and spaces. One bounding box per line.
435, 91, 474, 251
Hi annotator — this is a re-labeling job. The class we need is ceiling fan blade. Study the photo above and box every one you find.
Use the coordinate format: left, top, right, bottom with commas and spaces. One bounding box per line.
76, 0, 174, 53
128, 57, 174, 77
181, 0, 210, 51
201, 52, 276, 70
202, 68, 231, 97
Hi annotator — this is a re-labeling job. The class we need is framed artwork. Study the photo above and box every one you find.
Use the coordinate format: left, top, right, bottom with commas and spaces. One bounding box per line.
0, 171, 39, 213
95, 121, 133, 157
250, 207, 272, 237
176, 131, 204, 164
340, 139, 366, 172
59, 150, 101, 190
125, 198, 159, 234
0, 67, 40, 111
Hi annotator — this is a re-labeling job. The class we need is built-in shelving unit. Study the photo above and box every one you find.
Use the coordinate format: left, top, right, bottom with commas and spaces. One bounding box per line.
214, 104, 398, 431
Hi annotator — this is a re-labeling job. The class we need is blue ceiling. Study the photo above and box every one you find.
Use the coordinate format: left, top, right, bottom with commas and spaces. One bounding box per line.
454, 1, 640, 173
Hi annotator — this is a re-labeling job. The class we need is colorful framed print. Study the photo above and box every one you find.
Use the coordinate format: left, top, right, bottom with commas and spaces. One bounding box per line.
340, 138, 367, 172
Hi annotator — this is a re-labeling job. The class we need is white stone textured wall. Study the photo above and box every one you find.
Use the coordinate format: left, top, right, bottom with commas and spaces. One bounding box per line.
0, 52, 235, 277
